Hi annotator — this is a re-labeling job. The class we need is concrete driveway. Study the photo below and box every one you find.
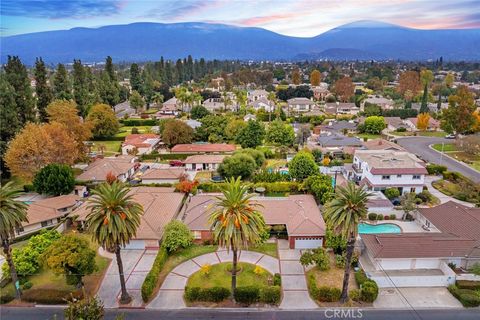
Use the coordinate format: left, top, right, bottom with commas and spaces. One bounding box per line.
374, 287, 462, 309
396, 137, 480, 183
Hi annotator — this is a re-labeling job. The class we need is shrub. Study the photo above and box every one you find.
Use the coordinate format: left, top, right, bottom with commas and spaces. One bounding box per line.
22, 281, 33, 290
317, 286, 341, 302
121, 119, 157, 126
185, 286, 231, 303
335, 254, 345, 268
22, 289, 83, 304
0, 292, 14, 304
162, 221, 194, 253
456, 280, 480, 291
273, 273, 282, 286
355, 270, 369, 286
201, 264, 211, 276
131, 127, 139, 134
175, 180, 199, 194
396, 127, 407, 132
376, 215, 384, 221
383, 215, 390, 220
426, 164, 447, 175
141, 247, 168, 302
303, 174, 334, 204
307, 274, 320, 299
33, 163, 75, 196
389, 214, 396, 220
254, 265, 264, 276
359, 280, 379, 302
64, 296, 104, 320
349, 289, 361, 302
385, 188, 400, 200
448, 285, 480, 307
259, 286, 281, 305
368, 213, 377, 221
300, 248, 330, 271
234, 286, 260, 304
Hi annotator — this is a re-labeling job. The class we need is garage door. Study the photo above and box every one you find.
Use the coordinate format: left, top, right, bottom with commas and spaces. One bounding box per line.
294, 237, 323, 249
124, 240, 145, 250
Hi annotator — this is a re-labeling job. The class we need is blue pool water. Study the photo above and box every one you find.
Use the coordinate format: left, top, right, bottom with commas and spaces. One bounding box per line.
23, 201, 34, 204
358, 223, 401, 234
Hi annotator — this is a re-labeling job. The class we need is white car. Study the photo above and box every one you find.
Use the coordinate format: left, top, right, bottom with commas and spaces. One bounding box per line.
445, 134, 455, 139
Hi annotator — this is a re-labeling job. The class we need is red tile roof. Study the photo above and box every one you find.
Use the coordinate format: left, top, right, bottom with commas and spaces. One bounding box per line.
123, 134, 160, 148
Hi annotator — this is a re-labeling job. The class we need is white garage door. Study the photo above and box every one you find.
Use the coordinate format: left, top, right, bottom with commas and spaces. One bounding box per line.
124, 240, 145, 250
294, 238, 323, 249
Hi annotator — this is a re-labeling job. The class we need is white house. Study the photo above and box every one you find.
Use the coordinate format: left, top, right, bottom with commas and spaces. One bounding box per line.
184, 155, 226, 171
203, 98, 226, 112
361, 95, 394, 110
250, 97, 274, 112
16, 195, 80, 237
349, 150, 427, 194
122, 134, 161, 155
287, 97, 315, 112
247, 89, 268, 102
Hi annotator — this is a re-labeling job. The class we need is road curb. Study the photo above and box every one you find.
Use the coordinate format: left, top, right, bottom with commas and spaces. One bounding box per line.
427, 144, 480, 174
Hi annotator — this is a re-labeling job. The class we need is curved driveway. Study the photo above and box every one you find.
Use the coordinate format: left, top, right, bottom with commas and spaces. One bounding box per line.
396, 137, 480, 183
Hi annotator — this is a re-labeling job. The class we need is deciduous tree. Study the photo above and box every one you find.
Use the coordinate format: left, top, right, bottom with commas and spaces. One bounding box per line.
397, 71, 421, 100
441, 85, 476, 134
129, 90, 144, 111
364, 116, 386, 134
162, 120, 194, 148
86, 103, 120, 138
289, 151, 318, 181
266, 120, 295, 146
416, 113, 430, 131
218, 154, 257, 179
235, 121, 265, 148
291, 69, 301, 85
332, 77, 355, 102
310, 70, 322, 86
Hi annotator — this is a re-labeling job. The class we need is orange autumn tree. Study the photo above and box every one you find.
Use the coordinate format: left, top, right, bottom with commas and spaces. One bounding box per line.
105, 171, 118, 185
416, 113, 431, 131
310, 70, 322, 86
175, 180, 199, 194
333, 76, 355, 102
291, 69, 301, 85
5, 122, 78, 180
397, 71, 421, 100
472, 110, 480, 132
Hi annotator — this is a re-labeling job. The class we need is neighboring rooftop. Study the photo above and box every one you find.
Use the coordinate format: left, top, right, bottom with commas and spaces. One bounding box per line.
171, 143, 236, 153
141, 168, 186, 180
123, 134, 160, 148
26, 195, 79, 226
354, 150, 427, 175
183, 194, 326, 237
317, 133, 363, 147
362, 138, 404, 151
76, 156, 136, 181
184, 155, 226, 164
287, 97, 315, 104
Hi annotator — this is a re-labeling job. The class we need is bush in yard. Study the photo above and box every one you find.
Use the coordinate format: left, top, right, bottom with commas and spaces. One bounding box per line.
0, 291, 15, 304
175, 180, 199, 194
368, 213, 377, 221
376, 215, 384, 221
317, 286, 341, 302
162, 221, 194, 253
299, 247, 330, 271
259, 286, 281, 304
33, 164, 75, 196
234, 286, 260, 304
22, 281, 33, 290
456, 280, 480, 290
64, 296, 104, 320
185, 286, 230, 302
234, 148, 266, 169
273, 273, 282, 286
426, 164, 447, 175
349, 289, 361, 302
307, 274, 320, 299
289, 151, 318, 181
448, 285, 480, 307
218, 153, 257, 180
303, 174, 334, 204
384, 188, 400, 200
389, 214, 396, 220
325, 228, 347, 254
22, 289, 83, 304
141, 247, 168, 302
359, 280, 379, 302
355, 269, 369, 286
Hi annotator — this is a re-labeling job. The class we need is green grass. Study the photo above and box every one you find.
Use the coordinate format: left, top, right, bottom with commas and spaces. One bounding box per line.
187, 262, 271, 289
248, 243, 278, 258
390, 131, 414, 136
355, 133, 381, 140
90, 140, 122, 156
115, 126, 152, 137
418, 131, 446, 137
432, 143, 457, 152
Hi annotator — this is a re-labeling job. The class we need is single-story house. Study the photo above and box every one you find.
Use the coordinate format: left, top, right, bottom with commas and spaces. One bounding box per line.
170, 143, 236, 154
287, 97, 316, 112
324, 102, 360, 116
360, 201, 480, 287
250, 97, 274, 112
361, 95, 394, 110
184, 155, 226, 171
114, 101, 135, 118
122, 134, 161, 155
314, 120, 358, 135
404, 117, 441, 131
317, 133, 364, 155
362, 138, 404, 151
141, 168, 186, 184
384, 117, 409, 132
159, 97, 180, 115
203, 98, 226, 112
183, 194, 326, 249
16, 195, 80, 237
76, 155, 138, 183
72, 187, 185, 249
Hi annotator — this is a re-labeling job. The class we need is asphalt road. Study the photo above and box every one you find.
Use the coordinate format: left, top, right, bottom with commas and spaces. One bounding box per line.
2, 307, 480, 320
396, 137, 480, 183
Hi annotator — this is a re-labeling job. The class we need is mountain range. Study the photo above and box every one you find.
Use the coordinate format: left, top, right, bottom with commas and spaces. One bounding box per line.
1, 20, 479, 64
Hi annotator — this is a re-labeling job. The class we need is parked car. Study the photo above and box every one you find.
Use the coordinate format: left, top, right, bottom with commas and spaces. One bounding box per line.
445, 134, 456, 139
169, 160, 184, 167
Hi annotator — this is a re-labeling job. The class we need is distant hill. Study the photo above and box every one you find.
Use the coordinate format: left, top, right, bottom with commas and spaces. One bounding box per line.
1, 20, 479, 64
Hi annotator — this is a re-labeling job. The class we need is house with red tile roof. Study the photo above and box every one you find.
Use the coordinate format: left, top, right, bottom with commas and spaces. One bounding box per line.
360, 202, 480, 287
182, 194, 326, 249
121, 133, 161, 155
170, 143, 236, 154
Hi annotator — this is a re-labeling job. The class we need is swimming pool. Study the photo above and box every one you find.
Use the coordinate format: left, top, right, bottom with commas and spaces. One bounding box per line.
358, 223, 401, 234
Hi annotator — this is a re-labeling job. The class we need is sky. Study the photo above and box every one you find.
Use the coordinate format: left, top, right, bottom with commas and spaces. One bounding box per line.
2, 0, 480, 37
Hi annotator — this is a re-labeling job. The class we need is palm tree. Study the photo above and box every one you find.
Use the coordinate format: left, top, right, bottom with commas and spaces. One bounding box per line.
152, 92, 164, 108
323, 182, 370, 303
86, 181, 143, 304
208, 177, 265, 295
0, 181, 28, 299
267, 91, 277, 122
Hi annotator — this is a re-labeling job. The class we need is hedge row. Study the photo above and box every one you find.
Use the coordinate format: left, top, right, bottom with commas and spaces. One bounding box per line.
198, 181, 303, 194
233, 286, 281, 305
307, 274, 341, 302
456, 280, 480, 291
91, 136, 125, 141
141, 247, 168, 302
184, 286, 230, 302
354, 270, 379, 303
140, 153, 195, 161
426, 164, 447, 175
22, 289, 83, 304
448, 285, 480, 307
120, 119, 158, 126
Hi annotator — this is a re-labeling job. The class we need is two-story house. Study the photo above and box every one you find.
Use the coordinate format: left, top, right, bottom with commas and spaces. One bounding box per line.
349, 150, 427, 194
287, 97, 316, 112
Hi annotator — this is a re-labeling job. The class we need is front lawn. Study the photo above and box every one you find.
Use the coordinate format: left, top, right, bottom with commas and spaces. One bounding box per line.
431, 144, 480, 171
355, 133, 381, 140
432, 143, 457, 152
432, 179, 479, 204
248, 242, 278, 258
418, 131, 446, 137
307, 252, 357, 294
187, 262, 271, 289
115, 126, 152, 137
90, 140, 122, 156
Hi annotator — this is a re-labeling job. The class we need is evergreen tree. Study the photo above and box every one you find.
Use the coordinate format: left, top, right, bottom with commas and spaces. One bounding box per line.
419, 83, 429, 113
3, 56, 35, 125
130, 63, 142, 92
105, 56, 116, 81
53, 63, 72, 100
72, 60, 89, 116
34, 57, 53, 122
98, 57, 120, 106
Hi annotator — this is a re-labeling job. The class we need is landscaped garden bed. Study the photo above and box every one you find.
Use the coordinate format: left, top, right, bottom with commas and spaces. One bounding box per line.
432, 171, 480, 204
184, 262, 281, 307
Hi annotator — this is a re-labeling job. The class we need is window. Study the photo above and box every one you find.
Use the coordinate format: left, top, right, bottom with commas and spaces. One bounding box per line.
397, 175, 402, 178
193, 231, 202, 240
382, 175, 391, 180
413, 175, 421, 180
41, 220, 52, 227
410, 187, 416, 193
16, 226, 24, 234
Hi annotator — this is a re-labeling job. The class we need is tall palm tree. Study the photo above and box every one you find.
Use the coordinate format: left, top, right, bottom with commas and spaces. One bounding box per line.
208, 177, 265, 295
323, 182, 370, 303
0, 181, 28, 299
86, 181, 143, 304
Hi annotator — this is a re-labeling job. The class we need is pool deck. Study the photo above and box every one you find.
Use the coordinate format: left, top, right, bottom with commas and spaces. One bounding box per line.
362, 220, 439, 233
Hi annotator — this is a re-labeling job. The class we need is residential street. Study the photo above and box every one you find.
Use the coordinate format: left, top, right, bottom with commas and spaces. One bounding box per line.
2, 307, 480, 320
396, 137, 480, 183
